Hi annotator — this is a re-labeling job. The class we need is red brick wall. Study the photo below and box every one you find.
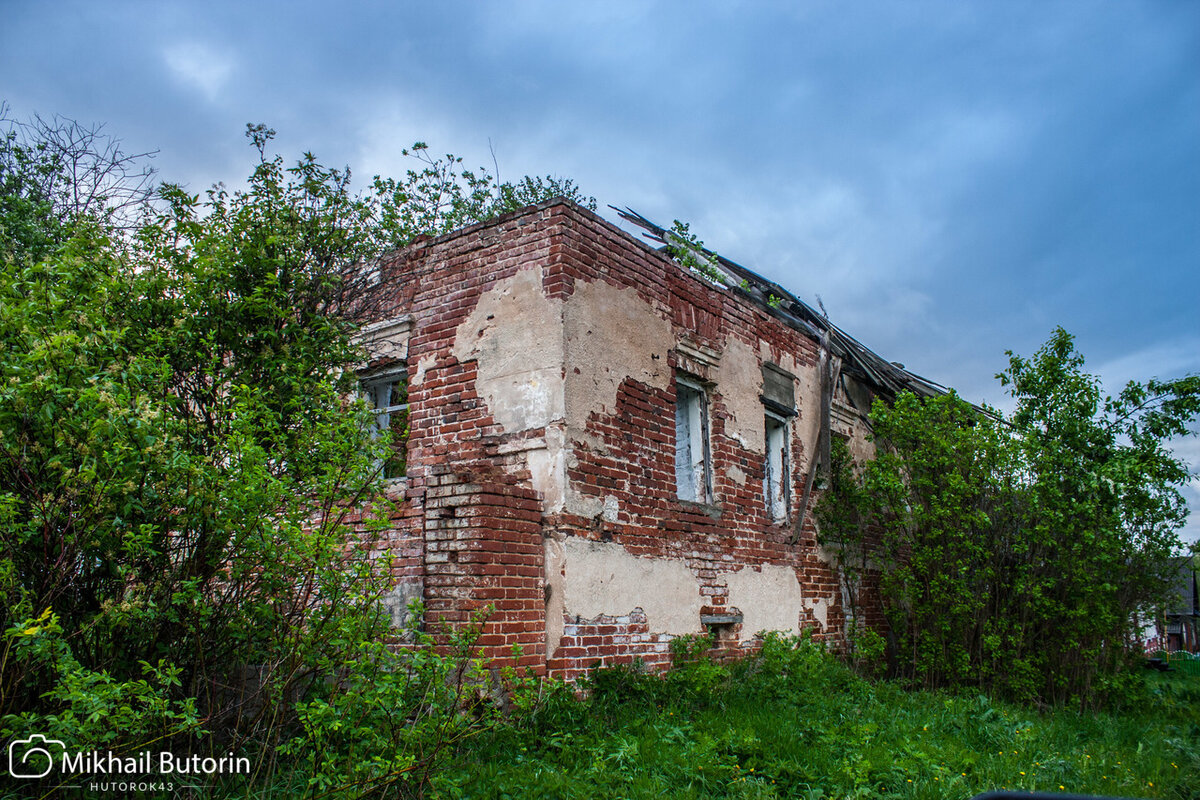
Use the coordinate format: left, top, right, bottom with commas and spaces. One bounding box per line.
545, 204, 867, 677
373, 200, 885, 677
373, 206, 576, 671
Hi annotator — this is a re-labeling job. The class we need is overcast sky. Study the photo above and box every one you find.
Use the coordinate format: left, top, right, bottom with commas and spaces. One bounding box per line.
3, 0, 1198, 542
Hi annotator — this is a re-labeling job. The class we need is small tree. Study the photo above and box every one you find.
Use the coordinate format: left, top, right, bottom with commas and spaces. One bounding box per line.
1, 113, 586, 790
818, 329, 1199, 707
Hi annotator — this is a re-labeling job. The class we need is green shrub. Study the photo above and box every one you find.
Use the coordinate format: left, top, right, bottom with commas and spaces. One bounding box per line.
817, 331, 1200, 708
276, 604, 520, 798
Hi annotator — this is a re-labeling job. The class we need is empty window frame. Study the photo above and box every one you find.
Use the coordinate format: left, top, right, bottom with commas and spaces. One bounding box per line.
760, 363, 796, 523
763, 412, 790, 522
675, 377, 712, 503
361, 370, 409, 480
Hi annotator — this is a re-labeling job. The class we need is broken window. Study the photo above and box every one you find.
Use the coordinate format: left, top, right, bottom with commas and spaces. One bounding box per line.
761, 363, 796, 522
764, 412, 790, 522
361, 369, 409, 480
675, 377, 712, 503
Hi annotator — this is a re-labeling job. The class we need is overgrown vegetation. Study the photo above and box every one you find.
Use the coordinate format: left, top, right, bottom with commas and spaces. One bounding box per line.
454, 634, 1199, 799
664, 219, 729, 285
3, 106, 1197, 797
0, 108, 586, 796
817, 333, 1200, 708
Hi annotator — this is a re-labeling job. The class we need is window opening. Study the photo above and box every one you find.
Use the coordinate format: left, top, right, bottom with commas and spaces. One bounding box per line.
764, 411, 790, 522
760, 363, 796, 523
675, 378, 712, 503
362, 371, 408, 480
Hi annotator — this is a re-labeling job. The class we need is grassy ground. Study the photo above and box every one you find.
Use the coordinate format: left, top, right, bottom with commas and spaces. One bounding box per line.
445, 636, 1199, 800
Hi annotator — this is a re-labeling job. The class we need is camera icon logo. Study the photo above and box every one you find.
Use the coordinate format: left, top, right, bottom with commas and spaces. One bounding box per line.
8, 734, 65, 779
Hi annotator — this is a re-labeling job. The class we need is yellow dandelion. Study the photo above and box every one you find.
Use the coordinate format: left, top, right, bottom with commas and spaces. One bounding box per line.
1020, 772, 1026, 776
1059, 786, 1065, 791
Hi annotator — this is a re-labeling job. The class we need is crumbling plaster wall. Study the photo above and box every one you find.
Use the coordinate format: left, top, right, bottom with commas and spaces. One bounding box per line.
452, 267, 564, 435
715, 336, 764, 454
388, 205, 578, 673
386, 200, 881, 677
541, 209, 852, 673
451, 266, 568, 511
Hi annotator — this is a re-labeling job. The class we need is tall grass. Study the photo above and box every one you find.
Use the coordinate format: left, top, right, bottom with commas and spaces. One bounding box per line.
455, 634, 1199, 799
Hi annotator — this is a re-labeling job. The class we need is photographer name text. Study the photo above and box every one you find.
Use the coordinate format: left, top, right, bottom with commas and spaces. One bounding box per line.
63, 750, 250, 776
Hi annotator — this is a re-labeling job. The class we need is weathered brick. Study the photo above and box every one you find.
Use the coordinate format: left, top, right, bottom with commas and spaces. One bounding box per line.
361, 199, 888, 678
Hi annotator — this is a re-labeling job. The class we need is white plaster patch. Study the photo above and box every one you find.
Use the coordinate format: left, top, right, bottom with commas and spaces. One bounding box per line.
726, 464, 747, 486
793, 356, 822, 464
527, 426, 567, 512
411, 354, 435, 387
381, 580, 423, 631
544, 538, 566, 658
803, 596, 830, 629
716, 337, 765, 452
562, 279, 672, 431
452, 267, 565, 434
565, 487, 604, 519
723, 563, 805, 641
562, 537, 703, 635
602, 494, 620, 522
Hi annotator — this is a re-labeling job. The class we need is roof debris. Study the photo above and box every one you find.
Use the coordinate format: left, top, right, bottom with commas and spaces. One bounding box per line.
614, 206, 951, 403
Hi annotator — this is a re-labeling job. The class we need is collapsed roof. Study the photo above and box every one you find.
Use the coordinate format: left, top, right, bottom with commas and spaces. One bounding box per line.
614, 207, 951, 409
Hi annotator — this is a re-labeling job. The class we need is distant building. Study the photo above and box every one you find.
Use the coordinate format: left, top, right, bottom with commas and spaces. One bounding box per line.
355, 199, 946, 678
1142, 556, 1199, 654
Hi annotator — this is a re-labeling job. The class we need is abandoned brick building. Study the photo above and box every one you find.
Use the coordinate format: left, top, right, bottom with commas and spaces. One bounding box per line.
357, 199, 947, 680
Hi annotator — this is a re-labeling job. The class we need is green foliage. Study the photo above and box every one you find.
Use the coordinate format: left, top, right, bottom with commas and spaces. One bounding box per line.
2, 607, 201, 760
454, 636, 1195, 799
277, 604, 530, 798
371, 141, 595, 249
0, 105, 156, 265
817, 328, 1200, 707
665, 219, 728, 285
0, 112, 594, 794
0, 118, 400, 774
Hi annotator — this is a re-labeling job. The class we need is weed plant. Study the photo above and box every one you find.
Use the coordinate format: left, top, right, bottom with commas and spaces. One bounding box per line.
458, 634, 1199, 799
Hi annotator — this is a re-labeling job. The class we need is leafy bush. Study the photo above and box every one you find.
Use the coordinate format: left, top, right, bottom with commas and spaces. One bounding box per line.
276, 604, 527, 798
817, 330, 1199, 707
0, 109, 593, 793
2, 609, 201, 758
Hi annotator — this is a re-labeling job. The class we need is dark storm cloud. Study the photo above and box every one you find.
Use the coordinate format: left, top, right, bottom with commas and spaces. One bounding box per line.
3, 0, 1197, 539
